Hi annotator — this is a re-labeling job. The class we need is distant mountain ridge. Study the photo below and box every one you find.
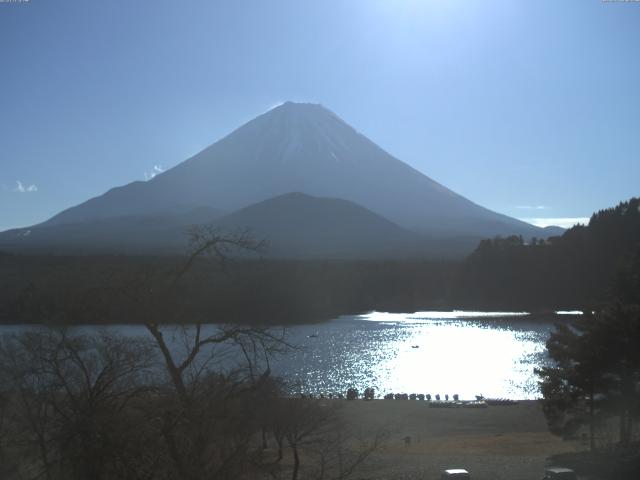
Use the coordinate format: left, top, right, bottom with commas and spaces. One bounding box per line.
0, 207, 225, 255
1, 102, 560, 257
0, 193, 479, 258
216, 192, 426, 258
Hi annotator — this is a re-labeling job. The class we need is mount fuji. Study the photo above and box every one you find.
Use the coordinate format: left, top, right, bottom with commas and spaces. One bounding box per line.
0, 102, 553, 257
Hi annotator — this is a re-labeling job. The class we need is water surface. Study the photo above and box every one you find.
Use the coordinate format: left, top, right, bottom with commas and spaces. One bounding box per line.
273, 311, 555, 400
0, 310, 565, 399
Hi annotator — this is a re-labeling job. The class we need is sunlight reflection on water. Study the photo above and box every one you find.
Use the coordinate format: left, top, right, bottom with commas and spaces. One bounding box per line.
275, 311, 555, 400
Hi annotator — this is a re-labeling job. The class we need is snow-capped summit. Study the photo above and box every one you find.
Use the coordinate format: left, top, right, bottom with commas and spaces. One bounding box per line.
38, 101, 542, 240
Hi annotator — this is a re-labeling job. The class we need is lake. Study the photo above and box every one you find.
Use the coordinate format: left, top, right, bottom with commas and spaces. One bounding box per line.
272, 311, 563, 400
0, 310, 573, 400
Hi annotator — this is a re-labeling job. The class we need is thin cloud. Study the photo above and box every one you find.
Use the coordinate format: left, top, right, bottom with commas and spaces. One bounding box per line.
516, 205, 550, 210
13, 180, 38, 193
521, 217, 590, 229
144, 165, 165, 181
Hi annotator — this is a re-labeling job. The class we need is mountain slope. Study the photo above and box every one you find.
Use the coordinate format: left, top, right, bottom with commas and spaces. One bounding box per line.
213, 192, 429, 258
0, 193, 466, 258
41, 102, 545, 239
0, 207, 224, 254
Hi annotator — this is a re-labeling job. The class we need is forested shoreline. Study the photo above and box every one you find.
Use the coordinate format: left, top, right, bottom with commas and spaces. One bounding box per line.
0, 253, 456, 325
453, 198, 640, 311
1, 198, 637, 325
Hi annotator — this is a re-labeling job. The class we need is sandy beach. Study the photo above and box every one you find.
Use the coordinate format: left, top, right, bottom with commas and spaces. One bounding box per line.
335, 399, 583, 480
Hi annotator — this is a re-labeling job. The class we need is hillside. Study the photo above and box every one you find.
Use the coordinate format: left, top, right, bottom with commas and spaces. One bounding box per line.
0, 193, 477, 258
215, 192, 450, 259
0, 207, 223, 255
452, 197, 640, 309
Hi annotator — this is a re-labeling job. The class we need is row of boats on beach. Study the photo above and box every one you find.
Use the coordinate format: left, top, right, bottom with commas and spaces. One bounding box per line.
382, 393, 518, 407
298, 390, 518, 406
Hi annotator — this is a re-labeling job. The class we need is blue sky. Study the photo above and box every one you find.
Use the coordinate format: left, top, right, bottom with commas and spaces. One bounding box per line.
1, 0, 638, 231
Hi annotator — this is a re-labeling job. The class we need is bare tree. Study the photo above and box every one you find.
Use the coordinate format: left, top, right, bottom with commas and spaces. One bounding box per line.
308, 422, 385, 480
139, 226, 293, 480
0, 225, 384, 480
0, 328, 157, 480
266, 397, 385, 480
283, 398, 334, 480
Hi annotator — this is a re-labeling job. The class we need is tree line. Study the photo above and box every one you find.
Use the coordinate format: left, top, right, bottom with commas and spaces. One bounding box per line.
3, 198, 638, 324
0, 252, 455, 326
534, 221, 640, 478
453, 198, 640, 311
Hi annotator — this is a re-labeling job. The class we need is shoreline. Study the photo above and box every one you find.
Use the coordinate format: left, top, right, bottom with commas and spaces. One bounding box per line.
0, 309, 583, 327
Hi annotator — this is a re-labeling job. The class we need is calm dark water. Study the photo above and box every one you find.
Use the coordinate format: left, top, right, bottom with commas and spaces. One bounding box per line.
0, 311, 573, 400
